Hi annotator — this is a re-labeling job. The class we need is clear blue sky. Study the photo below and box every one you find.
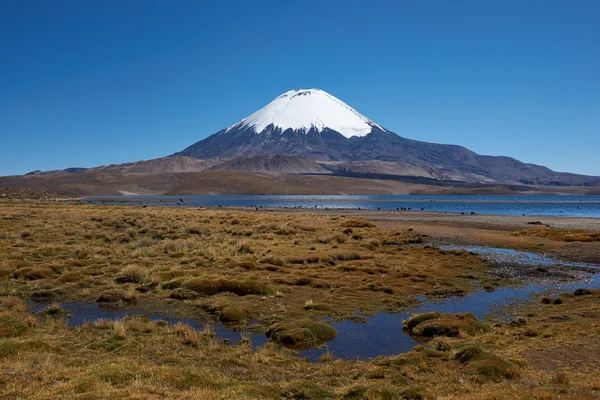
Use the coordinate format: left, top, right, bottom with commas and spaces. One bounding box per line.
1, 0, 599, 176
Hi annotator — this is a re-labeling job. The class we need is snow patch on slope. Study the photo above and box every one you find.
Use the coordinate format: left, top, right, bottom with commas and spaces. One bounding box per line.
228, 89, 384, 138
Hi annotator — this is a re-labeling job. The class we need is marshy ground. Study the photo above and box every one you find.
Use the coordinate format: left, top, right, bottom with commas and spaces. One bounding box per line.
1, 201, 599, 399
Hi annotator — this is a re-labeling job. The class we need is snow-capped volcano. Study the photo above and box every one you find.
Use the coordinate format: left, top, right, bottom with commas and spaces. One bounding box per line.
227, 89, 384, 138
173, 89, 600, 187
9, 88, 599, 188
176, 88, 391, 161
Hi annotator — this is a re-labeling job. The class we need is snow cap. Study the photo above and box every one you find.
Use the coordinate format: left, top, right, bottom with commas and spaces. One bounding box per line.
228, 89, 384, 138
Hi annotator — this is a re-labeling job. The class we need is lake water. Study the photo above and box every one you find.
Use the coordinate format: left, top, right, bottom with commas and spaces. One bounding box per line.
85, 195, 600, 218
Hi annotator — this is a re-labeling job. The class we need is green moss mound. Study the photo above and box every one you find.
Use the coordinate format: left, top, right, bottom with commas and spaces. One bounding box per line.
387, 346, 447, 366
454, 346, 514, 381
182, 276, 272, 296
169, 288, 199, 301
266, 319, 337, 347
409, 312, 490, 337
402, 312, 441, 330
219, 306, 251, 323
96, 289, 136, 305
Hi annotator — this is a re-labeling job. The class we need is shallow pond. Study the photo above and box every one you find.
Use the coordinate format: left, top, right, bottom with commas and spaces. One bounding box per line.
442, 245, 600, 270
32, 247, 600, 361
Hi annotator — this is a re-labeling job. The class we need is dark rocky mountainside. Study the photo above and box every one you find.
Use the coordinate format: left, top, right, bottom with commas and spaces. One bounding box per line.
209, 155, 329, 174
177, 127, 600, 186
173, 88, 600, 186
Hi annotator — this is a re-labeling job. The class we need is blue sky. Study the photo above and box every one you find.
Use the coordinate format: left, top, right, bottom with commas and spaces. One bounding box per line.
1, 0, 599, 176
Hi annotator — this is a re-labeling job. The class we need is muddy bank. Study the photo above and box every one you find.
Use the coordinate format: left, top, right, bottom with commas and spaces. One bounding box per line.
440, 245, 599, 284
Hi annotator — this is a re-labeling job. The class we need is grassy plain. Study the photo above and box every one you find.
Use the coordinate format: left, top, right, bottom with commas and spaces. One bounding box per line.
0, 202, 498, 324
0, 201, 599, 399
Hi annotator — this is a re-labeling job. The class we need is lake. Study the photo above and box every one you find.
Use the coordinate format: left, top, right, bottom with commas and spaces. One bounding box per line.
85, 195, 600, 218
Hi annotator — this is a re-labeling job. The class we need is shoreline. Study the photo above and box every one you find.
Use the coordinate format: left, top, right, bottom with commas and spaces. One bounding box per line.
84, 195, 600, 204
84, 202, 600, 230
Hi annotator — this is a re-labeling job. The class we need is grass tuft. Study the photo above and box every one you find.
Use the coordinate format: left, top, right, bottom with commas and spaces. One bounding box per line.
182, 276, 272, 296
115, 265, 150, 284
266, 319, 337, 347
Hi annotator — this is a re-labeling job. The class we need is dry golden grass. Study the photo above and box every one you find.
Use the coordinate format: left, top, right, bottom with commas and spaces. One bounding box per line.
512, 227, 600, 242
1, 289, 599, 399
1, 202, 599, 399
0, 202, 498, 325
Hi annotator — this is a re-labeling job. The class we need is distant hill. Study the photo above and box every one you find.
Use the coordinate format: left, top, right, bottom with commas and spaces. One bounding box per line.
0, 186, 75, 200
91, 156, 221, 174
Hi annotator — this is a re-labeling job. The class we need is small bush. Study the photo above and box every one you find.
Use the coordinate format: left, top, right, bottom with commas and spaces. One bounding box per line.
295, 277, 312, 286
329, 253, 362, 262
137, 238, 159, 248
0, 312, 35, 337
401, 387, 425, 400
261, 257, 284, 267
96, 289, 137, 305
1, 297, 27, 313
219, 306, 251, 323
115, 265, 149, 284
168, 288, 199, 301
282, 382, 333, 400
454, 346, 514, 381
235, 261, 257, 270
574, 288, 593, 296
39, 303, 64, 316
30, 289, 63, 302
524, 327, 540, 337
266, 319, 337, 347
238, 243, 254, 254
188, 225, 205, 235
552, 371, 570, 386
319, 234, 347, 244
57, 271, 83, 283
431, 338, 451, 352
341, 219, 374, 228
389, 347, 447, 367
161, 277, 188, 290
303, 299, 314, 310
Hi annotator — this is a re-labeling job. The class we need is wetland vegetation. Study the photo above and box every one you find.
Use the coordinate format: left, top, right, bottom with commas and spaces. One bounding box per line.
1, 201, 599, 399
